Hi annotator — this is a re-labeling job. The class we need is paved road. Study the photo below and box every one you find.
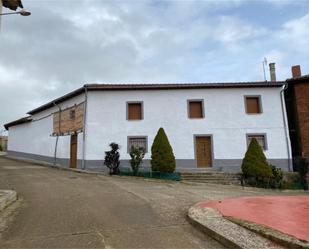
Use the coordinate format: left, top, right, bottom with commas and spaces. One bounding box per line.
0, 156, 301, 248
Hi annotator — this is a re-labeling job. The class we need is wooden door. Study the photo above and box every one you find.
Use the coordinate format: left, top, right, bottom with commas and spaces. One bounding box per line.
195, 136, 212, 167
70, 134, 78, 168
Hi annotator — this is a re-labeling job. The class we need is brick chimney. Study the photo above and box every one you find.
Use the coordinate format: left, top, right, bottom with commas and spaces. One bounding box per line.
269, 63, 276, 82
291, 65, 301, 78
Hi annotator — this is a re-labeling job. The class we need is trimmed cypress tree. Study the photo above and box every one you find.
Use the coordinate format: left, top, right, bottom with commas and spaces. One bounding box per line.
241, 138, 272, 179
151, 128, 176, 173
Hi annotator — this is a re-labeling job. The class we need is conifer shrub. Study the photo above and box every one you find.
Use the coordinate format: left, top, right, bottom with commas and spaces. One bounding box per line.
151, 128, 176, 173
241, 138, 273, 182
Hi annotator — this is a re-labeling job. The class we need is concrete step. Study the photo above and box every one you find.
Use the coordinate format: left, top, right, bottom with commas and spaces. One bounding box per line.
183, 180, 239, 183
182, 175, 239, 179
181, 172, 240, 176
182, 179, 240, 183
182, 176, 239, 179
181, 174, 240, 177
184, 179, 241, 185
181, 172, 241, 185
177, 168, 217, 173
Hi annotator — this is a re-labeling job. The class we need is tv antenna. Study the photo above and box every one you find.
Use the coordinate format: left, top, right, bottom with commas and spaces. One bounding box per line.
262, 57, 268, 81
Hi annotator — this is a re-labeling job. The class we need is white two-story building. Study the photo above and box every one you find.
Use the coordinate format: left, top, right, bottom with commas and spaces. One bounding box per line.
4, 82, 292, 172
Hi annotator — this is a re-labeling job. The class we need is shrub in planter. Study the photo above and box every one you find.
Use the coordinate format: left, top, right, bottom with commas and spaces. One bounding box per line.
151, 127, 176, 173
241, 138, 272, 184
104, 143, 120, 175
129, 146, 145, 176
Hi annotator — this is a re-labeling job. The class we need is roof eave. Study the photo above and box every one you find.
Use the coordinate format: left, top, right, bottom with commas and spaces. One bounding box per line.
4, 117, 32, 130
85, 82, 285, 91
27, 86, 86, 115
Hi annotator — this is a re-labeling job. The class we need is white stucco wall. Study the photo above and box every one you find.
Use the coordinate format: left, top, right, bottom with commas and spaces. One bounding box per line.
8, 94, 85, 161
7, 86, 291, 171
85, 88, 290, 164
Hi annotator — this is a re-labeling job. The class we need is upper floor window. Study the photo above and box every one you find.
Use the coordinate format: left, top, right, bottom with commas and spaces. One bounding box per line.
245, 96, 262, 114
247, 134, 267, 150
188, 100, 204, 119
127, 102, 143, 120
128, 136, 147, 153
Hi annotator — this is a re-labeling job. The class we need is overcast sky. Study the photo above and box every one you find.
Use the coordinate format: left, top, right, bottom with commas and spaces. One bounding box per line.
1, 0, 309, 131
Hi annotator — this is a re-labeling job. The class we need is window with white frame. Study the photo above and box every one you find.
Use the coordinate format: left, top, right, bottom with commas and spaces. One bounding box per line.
128, 137, 147, 153
247, 134, 267, 150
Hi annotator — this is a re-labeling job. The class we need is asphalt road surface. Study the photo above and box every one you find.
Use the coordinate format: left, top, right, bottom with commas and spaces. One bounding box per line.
0, 156, 227, 248
1, 156, 297, 248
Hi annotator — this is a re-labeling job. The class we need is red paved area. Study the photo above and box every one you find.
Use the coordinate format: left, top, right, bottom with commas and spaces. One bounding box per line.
199, 195, 309, 242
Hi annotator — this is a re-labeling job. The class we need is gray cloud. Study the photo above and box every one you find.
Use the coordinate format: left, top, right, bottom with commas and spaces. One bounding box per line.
1, 0, 309, 130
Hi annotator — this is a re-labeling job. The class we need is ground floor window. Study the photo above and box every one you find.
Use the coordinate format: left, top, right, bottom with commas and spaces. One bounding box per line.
247, 134, 267, 150
127, 136, 148, 153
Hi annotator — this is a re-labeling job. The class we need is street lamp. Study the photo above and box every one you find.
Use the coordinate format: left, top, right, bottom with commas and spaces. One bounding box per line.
0, 9, 31, 16
0, 0, 30, 31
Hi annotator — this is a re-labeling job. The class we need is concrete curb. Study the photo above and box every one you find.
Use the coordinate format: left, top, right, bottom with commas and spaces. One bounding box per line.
0, 190, 17, 212
187, 205, 286, 249
228, 217, 309, 249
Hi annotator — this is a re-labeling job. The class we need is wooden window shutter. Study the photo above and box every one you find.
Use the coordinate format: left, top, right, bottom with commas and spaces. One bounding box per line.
128, 103, 142, 120
189, 101, 203, 118
246, 97, 261, 114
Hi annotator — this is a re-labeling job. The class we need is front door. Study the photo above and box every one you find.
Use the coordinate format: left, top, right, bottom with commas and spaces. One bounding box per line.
195, 136, 212, 167
70, 133, 78, 168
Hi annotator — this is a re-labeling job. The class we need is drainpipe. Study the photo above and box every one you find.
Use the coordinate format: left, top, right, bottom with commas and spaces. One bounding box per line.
53, 102, 62, 166
82, 85, 88, 170
280, 83, 292, 171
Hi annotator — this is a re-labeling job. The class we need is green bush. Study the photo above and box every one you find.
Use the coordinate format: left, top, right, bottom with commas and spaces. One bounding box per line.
151, 128, 176, 173
104, 143, 120, 175
129, 146, 145, 176
241, 138, 272, 180
269, 165, 283, 189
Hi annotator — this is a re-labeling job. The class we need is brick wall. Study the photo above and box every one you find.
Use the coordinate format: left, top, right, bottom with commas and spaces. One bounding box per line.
53, 102, 84, 135
294, 82, 309, 159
